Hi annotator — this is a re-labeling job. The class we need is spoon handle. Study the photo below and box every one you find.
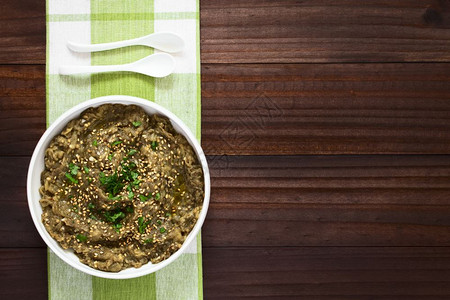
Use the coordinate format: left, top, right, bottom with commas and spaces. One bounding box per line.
59, 64, 127, 75
67, 37, 143, 52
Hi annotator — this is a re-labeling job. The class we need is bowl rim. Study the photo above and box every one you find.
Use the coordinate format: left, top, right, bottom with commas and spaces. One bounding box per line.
26, 95, 210, 279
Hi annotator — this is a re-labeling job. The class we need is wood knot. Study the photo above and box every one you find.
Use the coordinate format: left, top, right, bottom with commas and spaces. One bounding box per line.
423, 7, 443, 25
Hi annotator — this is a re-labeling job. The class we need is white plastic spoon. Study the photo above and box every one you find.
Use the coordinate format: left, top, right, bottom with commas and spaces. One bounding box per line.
67, 32, 184, 53
59, 53, 175, 78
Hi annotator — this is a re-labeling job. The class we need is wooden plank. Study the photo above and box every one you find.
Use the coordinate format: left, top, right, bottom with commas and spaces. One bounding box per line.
3, 0, 450, 64
0, 248, 47, 299
2, 64, 450, 156
203, 246, 450, 299
201, 0, 450, 63
201, 63, 450, 154
0, 1, 45, 64
0, 65, 46, 156
2, 247, 450, 299
4, 155, 450, 247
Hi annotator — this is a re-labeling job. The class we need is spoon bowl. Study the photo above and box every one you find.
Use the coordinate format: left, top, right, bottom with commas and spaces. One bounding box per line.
130, 53, 176, 78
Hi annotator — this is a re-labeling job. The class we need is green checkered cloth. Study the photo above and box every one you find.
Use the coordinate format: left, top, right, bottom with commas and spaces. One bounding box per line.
46, 0, 202, 299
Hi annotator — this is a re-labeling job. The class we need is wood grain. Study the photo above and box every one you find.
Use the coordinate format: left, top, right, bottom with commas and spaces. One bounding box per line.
202, 63, 450, 154
2, 64, 450, 156
2, 247, 450, 299
4, 155, 450, 247
4, 0, 450, 64
0, 1, 45, 64
0, 248, 47, 299
203, 247, 450, 299
201, 0, 450, 63
0, 65, 45, 156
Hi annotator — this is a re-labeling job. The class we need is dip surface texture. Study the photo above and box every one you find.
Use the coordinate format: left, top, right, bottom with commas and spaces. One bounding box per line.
39, 104, 204, 272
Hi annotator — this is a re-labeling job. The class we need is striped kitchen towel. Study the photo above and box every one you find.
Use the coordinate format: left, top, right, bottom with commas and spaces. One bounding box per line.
46, 0, 202, 299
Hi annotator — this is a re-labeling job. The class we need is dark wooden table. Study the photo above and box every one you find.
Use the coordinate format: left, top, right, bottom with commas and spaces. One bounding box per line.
2, 0, 450, 298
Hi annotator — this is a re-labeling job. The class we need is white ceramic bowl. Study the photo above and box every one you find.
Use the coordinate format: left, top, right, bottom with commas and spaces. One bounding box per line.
27, 95, 210, 279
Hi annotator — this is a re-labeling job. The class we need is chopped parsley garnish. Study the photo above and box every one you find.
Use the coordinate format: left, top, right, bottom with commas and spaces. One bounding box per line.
125, 206, 134, 213
139, 194, 149, 202
160, 227, 166, 233
156, 220, 162, 225
144, 238, 153, 244
108, 194, 121, 201
69, 163, 79, 175
87, 177, 93, 183
138, 217, 151, 234
132, 121, 141, 127
113, 223, 123, 233
151, 141, 158, 150
108, 153, 114, 161
155, 192, 161, 200
84, 166, 90, 173
90, 214, 98, 220
111, 140, 122, 147
65, 172, 78, 184
103, 210, 125, 223
165, 212, 171, 217
99, 172, 124, 196
128, 149, 137, 156
128, 191, 134, 200
88, 203, 95, 210
92, 140, 98, 147
99, 163, 140, 197
76, 234, 87, 242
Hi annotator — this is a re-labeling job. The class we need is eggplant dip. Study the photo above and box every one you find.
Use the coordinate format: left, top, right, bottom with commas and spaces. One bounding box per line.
39, 104, 204, 272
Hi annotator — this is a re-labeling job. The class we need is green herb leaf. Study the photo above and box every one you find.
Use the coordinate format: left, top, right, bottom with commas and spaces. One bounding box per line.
92, 140, 98, 147
99, 172, 124, 196
138, 217, 151, 234
144, 238, 153, 244
103, 210, 125, 223
125, 206, 134, 213
113, 223, 123, 232
108, 153, 113, 161
128, 149, 137, 156
156, 220, 162, 225
108, 194, 121, 201
111, 140, 122, 147
132, 121, 141, 127
139, 195, 148, 202
84, 166, 90, 173
128, 191, 134, 200
151, 141, 158, 150
165, 212, 171, 217
87, 177, 93, 183
88, 203, 95, 210
155, 192, 161, 200
160, 227, 166, 233
69, 163, 79, 175
65, 172, 79, 184
90, 214, 98, 220
76, 234, 87, 242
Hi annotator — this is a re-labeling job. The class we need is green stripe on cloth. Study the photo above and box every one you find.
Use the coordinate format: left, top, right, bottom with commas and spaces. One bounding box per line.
89, 0, 157, 295
46, 0, 202, 297
92, 275, 156, 300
